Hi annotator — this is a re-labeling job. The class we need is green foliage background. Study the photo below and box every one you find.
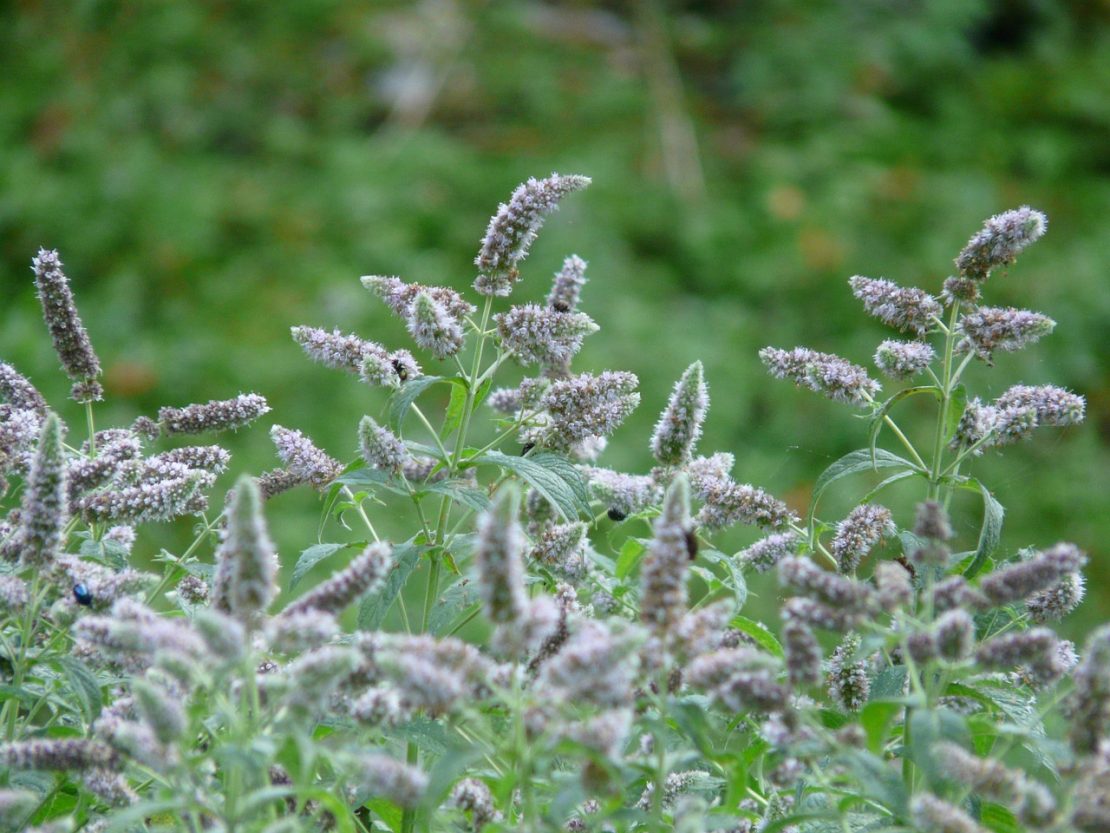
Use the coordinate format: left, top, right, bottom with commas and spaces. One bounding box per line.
2, 1, 1107, 634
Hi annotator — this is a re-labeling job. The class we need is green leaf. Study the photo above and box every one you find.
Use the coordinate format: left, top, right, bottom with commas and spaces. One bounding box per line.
419, 479, 490, 513
857, 469, 921, 505
860, 701, 902, 753
55, 656, 102, 723
867, 386, 939, 467
476, 450, 590, 521
291, 543, 350, 589
389, 375, 450, 431
441, 380, 469, 439
960, 478, 1004, 579
615, 538, 647, 580
729, 615, 783, 658
908, 707, 970, 787
337, 466, 411, 497
429, 577, 480, 635
357, 543, 421, 630
808, 448, 917, 527
837, 749, 907, 815
980, 803, 1022, 833
869, 665, 909, 701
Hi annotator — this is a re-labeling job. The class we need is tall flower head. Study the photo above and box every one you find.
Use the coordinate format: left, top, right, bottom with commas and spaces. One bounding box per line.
358, 416, 407, 474
1067, 624, 1110, 755
759, 347, 880, 407
994, 385, 1085, 428
978, 543, 1086, 606
651, 361, 709, 467
826, 633, 869, 711
640, 475, 692, 635
291, 326, 382, 373
848, 276, 942, 336
494, 304, 598, 367
0, 362, 48, 415
31, 248, 102, 401
831, 503, 895, 574
408, 291, 465, 359
955, 206, 1047, 282
362, 275, 474, 322
535, 371, 639, 451
474, 173, 591, 296
547, 254, 588, 312
874, 339, 935, 380
157, 394, 270, 436
581, 466, 661, 518
474, 487, 527, 626
283, 542, 392, 617
212, 476, 279, 629
270, 425, 343, 490
739, 532, 799, 573
15, 413, 67, 567
956, 307, 1055, 360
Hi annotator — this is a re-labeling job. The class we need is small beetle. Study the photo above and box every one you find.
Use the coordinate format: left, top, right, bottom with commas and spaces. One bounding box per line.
607, 507, 627, 522
73, 583, 93, 607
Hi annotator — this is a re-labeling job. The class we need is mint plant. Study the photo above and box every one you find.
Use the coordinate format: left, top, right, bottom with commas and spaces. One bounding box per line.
0, 178, 1104, 833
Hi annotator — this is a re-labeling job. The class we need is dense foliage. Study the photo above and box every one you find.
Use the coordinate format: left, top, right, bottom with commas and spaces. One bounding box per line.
0, 176, 1105, 832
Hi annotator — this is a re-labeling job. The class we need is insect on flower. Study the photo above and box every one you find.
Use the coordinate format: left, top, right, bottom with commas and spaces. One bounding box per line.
73, 582, 92, 606
607, 507, 627, 522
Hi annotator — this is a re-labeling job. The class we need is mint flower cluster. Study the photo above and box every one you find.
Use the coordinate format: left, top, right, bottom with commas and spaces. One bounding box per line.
0, 181, 1103, 833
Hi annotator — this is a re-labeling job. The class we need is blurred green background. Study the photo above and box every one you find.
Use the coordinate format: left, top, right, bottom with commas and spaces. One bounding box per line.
2, 1, 1107, 636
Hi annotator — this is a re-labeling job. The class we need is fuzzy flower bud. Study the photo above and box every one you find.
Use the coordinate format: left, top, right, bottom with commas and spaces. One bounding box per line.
529, 522, 588, 580
474, 173, 591, 296
979, 543, 1086, 606
1067, 625, 1110, 755
536, 619, 644, 708
362, 275, 474, 322
353, 754, 428, 808
875, 561, 913, 611
1, 738, 119, 772
848, 276, 942, 336
759, 346, 880, 407
950, 398, 997, 454
831, 504, 894, 574
640, 475, 692, 635
1026, 572, 1085, 623
475, 488, 527, 626
976, 628, 1065, 687
782, 618, 822, 688
581, 466, 660, 518
994, 384, 1085, 428
14, 413, 67, 567
547, 254, 588, 312
284, 542, 392, 617
495, 304, 598, 367
931, 576, 989, 614
408, 291, 465, 359
0, 362, 48, 415
739, 532, 799, 573
31, 249, 102, 399
192, 609, 246, 663
275, 646, 360, 716
448, 778, 502, 829
956, 307, 1055, 360
934, 609, 975, 662
911, 793, 988, 833
359, 348, 422, 389
132, 678, 186, 746
778, 556, 875, 612
358, 416, 407, 474
291, 326, 382, 373
930, 741, 1055, 826
270, 425, 343, 490
76, 468, 205, 525
874, 339, 936, 379
687, 648, 788, 713
212, 476, 279, 629
955, 206, 1047, 281
535, 371, 639, 451
826, 634, 869, 711
157, 393, 270, 435
697, 481, 796, 531
650, 361, 709, 467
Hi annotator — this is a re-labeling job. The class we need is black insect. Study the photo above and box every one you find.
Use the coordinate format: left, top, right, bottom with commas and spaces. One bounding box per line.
392, 359, 408, 381
551, 301, 571, 313
73, 583, 93, 607
520, 442, 536, 456
895, 554, 917, 580
683, 527, 699, 561
607, 507, 627, 522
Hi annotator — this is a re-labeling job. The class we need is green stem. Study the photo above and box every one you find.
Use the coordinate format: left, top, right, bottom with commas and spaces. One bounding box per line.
927, 302, 962, 501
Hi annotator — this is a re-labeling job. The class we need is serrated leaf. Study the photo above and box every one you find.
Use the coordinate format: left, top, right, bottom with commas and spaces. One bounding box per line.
420, 479, 490, 513
357, 543, 421, 630
960, 478, 1004, 579
476, 451, 590, 521
55, 656, 102, 723
980, 802, 1021, 833
291, 543, 350, 589
388, 376, 451, 431
808, 448, 917, 527
441, 380, 469, 440
730, 615, 783, 658
869, 665, 909, 701
616, 538, 646, 580
429, 577, 480, 635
